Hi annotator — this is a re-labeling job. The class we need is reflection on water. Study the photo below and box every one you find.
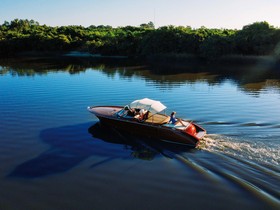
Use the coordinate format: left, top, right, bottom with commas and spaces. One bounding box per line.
88, 122, 158, 161
6, 121, 280, 209
9, 122, 98, 178
88, 122, 195, 160
1, 57, 280, 210
1, 57, 280, 94
10, 122, 183, 178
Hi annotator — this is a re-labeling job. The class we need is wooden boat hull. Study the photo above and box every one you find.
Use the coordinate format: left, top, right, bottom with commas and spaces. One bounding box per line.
88, 106, 206, 148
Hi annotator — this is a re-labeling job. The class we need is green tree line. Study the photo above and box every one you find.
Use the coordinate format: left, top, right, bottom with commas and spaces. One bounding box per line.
0, 19, 280, 59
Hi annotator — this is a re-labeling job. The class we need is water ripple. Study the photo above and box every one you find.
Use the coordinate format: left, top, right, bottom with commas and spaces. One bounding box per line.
199, 134, 280, 167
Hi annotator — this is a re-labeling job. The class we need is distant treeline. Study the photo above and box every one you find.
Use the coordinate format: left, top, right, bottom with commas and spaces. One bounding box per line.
0, 19, 280, 59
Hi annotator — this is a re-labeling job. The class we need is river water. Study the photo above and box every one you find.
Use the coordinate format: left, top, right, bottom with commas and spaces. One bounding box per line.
0, 58, 279, 210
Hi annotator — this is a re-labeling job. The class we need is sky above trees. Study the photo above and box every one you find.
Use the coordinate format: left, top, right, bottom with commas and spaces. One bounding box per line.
1, 0, 279, 29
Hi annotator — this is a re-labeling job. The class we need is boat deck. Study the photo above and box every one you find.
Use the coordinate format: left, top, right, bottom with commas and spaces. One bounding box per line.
145, 113, 170, 124
163, 121, 190, 130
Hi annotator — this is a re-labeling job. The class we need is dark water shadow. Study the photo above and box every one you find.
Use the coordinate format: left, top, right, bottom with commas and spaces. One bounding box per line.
8, 122, 131, 178
8, 122, 99, 178
8, 122, 193, 179
88, 123, 195, 159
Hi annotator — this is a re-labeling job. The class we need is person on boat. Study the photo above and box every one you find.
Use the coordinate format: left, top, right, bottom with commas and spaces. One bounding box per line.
134, 109, 147, 121
169, 111, 185, 126
127, 108, 136, 117
123, 105, 136, 117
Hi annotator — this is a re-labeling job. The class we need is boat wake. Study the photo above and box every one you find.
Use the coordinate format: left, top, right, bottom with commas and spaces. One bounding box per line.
198, 134, 280, 168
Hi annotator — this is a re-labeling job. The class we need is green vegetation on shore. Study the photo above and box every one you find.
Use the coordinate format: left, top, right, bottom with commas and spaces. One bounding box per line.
0, 19, 280, 60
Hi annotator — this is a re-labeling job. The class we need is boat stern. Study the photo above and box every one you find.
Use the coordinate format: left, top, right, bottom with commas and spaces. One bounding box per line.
181, 122, 206, 142
192, 123, 206, 140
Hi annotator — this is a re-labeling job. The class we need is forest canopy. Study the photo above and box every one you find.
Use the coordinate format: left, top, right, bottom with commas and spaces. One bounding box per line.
0, 19, 280, 59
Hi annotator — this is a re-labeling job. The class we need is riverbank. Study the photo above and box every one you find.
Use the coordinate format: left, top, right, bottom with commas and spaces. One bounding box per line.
146, 53, 280, 72
1, 51, 279, 74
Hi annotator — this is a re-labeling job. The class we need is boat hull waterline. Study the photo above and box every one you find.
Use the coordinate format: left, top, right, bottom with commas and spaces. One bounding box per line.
88, 106, 206, 147
87, 102, 206, 148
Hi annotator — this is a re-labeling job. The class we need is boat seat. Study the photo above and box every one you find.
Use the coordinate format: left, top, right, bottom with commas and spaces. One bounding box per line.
163, 121, 190, 130
145, 113, 170, 124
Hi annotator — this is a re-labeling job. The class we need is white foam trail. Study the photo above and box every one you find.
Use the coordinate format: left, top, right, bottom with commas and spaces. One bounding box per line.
198, 134, 280, 167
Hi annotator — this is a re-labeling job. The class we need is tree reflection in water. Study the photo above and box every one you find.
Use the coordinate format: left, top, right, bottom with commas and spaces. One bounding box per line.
1, 56, 280, 94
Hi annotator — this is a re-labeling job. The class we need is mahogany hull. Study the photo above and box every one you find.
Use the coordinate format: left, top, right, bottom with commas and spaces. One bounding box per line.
88, 106, 206, 148
98, 116, 199, 147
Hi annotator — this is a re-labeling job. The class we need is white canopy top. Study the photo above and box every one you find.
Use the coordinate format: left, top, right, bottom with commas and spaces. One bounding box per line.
129, 98, 167, 114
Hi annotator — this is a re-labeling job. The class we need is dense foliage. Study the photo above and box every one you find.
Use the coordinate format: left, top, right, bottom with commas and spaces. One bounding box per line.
0, 19, 280, 59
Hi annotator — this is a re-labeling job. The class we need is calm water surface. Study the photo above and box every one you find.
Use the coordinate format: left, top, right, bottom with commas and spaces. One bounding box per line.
0, 59, 279, 210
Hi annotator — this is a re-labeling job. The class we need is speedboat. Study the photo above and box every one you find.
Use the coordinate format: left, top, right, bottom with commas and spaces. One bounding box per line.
87, 98, 206, 148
